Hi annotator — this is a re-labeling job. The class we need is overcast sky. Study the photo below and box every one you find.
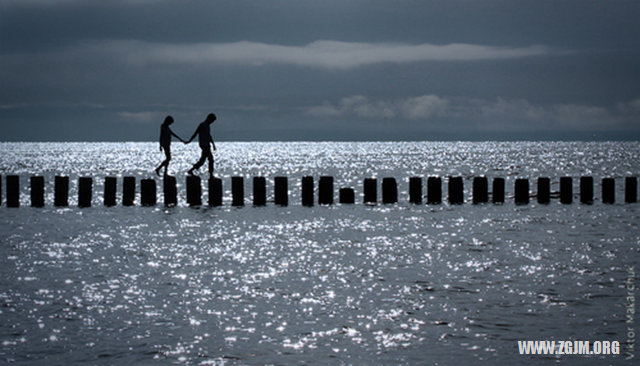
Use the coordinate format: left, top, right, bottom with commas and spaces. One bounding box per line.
1, 0, 639, 141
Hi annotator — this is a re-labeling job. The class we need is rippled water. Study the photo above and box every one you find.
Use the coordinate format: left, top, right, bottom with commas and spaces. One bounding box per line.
0, 142, 639, 364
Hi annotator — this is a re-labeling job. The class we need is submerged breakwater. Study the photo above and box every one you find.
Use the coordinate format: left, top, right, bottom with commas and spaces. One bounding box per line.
1, 174, 638, 208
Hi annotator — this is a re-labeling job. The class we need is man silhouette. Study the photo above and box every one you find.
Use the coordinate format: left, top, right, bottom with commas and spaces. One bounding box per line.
185, 113, 217, 178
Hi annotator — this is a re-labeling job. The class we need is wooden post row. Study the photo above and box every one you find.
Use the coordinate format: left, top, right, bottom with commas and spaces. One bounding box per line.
2, 174, 640, 207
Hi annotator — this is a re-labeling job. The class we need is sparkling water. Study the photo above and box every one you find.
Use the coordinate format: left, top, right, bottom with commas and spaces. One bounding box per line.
0, 142, 638, 364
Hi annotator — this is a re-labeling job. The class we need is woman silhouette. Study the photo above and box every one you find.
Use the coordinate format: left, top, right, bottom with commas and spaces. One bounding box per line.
155, 116, 185, 176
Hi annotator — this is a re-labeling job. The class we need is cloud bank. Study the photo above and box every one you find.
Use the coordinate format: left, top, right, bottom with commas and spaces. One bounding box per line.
305, 95, 640, 131
306, 95, 449, 119
75, 40, 552, 70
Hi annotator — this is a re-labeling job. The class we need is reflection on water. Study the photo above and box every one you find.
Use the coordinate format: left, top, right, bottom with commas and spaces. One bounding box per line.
0, 142, 638, 364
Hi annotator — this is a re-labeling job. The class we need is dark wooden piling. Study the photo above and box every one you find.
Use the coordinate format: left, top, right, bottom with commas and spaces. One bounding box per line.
54, 176, 69, 207
409, 177, 422, 204
30, 176, 44, 207
537, 177, 550, 204
472, 177, 488, 204
104, 177, 117, 206
274, 177, 288, 206
382, 178, 397, 204
427, 177, 442, 204
602, 178, 615, 204
11, 173, 639, 209
78, 177, 92, 207
515, 178, 529, 205
339, 188, 355, 204
560, 177, 572, 204
363, 178, 377, 204
6, 175, 19, 207
302, 176, 314, 207
319, 176, 334, 205
208, 177, 222, 206
186, 176, 202, 206
253, 177, 266, 206
232, 176, 244, 207
123, 176, 136, 206
448, 176, 463, 205
626, 177, 638, 203
163, 176, 177, 207
492, 178, 505, 204
141, 179, 156, 206
580, 176, 593, 204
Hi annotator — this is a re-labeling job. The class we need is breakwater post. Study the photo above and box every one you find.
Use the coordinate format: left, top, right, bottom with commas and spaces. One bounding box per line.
602, 178, 615, 204
209, 177, 222, 206
141, 179, 156, 206
580, 176, 593, 204
382, 177, 397, 204
319, 176, 334, 205
428, 177, 442, 204
123, 176, 136, 206
186, 176, 202, 206
448, 177, 463, 205
515, 178, 529, 205
339, 188, 355, 204
626, 177, 638, 203
274, 177, 288, 206
537, 178, 550, 204
253, 177, 266, 206
302, 176, 314, 207
492, 178, 505, 204
232, 177, 244, 207
104, 177, 117, 206
164, 176, 177, 207
364, 178, 377, 204
78, 177, 92, 207
409, 177, 422, 204
30, 176, 44, 207
6, 175, 19, 207
55, 176, 69, 206
560, 177, 572, 204
473, 177, 488, 204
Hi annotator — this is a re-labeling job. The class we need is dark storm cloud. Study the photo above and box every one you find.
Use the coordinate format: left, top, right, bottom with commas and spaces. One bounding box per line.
1, 0, 639, 140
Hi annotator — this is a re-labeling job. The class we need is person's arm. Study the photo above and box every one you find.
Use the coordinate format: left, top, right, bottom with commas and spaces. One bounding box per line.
210, 134, 216, 150
185, 129, 198, 144
159, 131, 163, 151
170, 128, 185, 143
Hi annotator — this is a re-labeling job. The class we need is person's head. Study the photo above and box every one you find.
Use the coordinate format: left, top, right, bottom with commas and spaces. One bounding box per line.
163, 115, 174, 126
206, 113, 217, 124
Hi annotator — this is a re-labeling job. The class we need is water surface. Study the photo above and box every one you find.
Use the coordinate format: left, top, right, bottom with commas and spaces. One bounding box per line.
0, 142, 638, 364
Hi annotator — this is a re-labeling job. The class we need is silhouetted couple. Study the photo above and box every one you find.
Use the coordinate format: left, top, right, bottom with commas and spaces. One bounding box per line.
155, 113, 217, 178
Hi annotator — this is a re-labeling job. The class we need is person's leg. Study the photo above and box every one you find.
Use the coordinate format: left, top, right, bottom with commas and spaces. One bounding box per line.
206, 149, 214, 177
163, 146, 172, 176
188, 148, 207, 175
155, 146, 171, 176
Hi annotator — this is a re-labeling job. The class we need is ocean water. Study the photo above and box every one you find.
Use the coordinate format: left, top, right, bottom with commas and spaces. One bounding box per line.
0, 142, 638, 365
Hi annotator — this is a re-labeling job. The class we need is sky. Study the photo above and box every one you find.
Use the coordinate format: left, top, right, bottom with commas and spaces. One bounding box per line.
1, 0, 639, 141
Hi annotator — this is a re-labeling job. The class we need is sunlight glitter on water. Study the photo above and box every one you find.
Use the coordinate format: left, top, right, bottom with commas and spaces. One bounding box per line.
0, 142, 639, 364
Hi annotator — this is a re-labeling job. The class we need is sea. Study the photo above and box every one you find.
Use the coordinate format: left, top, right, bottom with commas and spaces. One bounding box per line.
0, 141, 638, 365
